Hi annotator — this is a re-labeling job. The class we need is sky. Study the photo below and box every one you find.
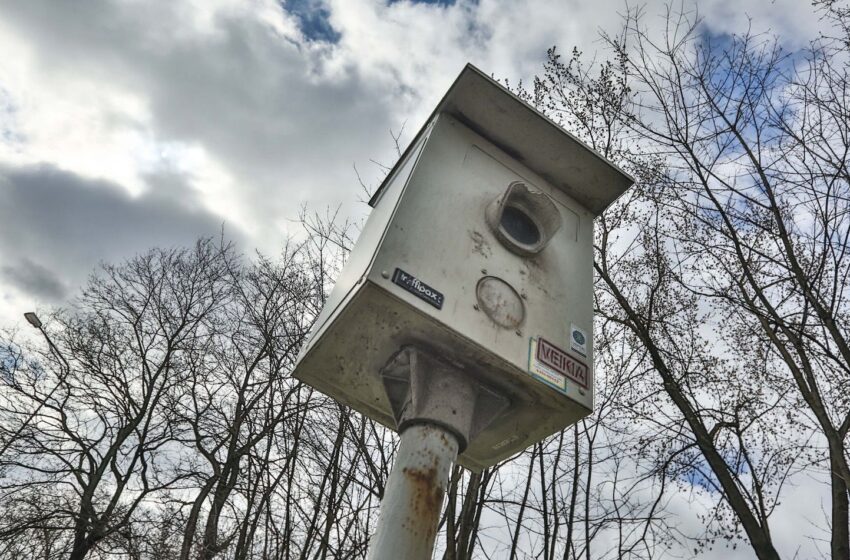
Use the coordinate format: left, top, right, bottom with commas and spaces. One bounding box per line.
0, 0, 824, 324
0, 0, 833, 557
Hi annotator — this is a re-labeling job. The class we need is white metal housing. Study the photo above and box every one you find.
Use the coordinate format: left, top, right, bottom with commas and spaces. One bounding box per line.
293, 64, 633, 470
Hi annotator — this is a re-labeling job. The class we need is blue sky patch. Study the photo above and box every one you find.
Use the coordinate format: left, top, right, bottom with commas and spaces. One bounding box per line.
673, 446, 750, 493
282, 0, 341, 43
388, 0, 458, 5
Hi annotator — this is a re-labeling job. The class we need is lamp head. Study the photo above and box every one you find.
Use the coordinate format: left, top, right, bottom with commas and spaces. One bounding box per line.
24, 312, 42, 329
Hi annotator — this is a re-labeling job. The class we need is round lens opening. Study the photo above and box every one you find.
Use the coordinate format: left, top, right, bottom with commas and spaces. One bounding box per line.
500, 205, 540, 246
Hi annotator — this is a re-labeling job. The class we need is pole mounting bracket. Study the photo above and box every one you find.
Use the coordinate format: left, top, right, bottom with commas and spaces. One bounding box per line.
379, 345, 510, 452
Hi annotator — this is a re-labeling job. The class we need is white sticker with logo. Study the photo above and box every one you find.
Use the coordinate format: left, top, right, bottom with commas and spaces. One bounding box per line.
570, 324, 588, 357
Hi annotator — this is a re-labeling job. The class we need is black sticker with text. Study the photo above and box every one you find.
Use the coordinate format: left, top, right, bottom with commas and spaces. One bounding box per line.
392, 268, 444, 310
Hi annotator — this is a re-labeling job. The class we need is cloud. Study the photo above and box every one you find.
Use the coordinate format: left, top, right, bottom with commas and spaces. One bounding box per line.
0, 164, 242, 310
0, 0, 823, 249
0, 0, 399, 242
0, 0, 825, 318
0, 258, 67, 301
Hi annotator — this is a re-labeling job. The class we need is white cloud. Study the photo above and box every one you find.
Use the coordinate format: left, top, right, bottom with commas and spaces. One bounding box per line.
0, 0, 823, 267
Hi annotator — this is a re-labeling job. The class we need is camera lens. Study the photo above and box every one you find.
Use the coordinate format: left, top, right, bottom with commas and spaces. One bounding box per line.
500, 206, 540, 246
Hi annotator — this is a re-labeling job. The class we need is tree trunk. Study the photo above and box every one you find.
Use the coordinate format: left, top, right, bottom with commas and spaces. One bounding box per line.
831, 451, 850, 560
180, 477, 218, 560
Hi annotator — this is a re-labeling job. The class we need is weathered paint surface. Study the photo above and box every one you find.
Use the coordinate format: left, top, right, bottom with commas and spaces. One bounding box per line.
366, 424, 459, 560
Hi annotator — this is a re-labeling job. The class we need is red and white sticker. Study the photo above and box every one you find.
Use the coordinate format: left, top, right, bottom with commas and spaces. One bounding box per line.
529, 337, 589, 391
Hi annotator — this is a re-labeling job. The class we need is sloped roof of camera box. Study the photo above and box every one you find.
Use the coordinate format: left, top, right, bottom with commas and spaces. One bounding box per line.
368, 64, 634, 216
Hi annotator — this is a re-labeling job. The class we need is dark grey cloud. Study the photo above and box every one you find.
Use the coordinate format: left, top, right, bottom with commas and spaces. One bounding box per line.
0, 164, 243, 303
1, 257, 67, 301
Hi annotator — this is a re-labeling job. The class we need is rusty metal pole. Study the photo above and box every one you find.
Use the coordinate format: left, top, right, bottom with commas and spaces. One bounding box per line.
366, 423, 458, 560
367, 346, 509, 560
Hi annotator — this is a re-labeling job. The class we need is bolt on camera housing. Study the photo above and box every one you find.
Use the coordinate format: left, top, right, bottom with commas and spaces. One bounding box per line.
486, 181, 563, 257
291, 64, 634, 471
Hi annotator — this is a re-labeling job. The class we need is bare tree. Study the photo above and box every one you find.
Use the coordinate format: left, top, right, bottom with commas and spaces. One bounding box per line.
510, 2, 850, 558
0, 221, 393, 560
602, 5, 850, 557
173, 241, 318, 559
0, 238, 235, 560
508, 13, 841, 557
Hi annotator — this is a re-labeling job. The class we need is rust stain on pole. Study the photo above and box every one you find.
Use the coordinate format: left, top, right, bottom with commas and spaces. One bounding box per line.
367, 424, 459, 560
402, 465, 444, 537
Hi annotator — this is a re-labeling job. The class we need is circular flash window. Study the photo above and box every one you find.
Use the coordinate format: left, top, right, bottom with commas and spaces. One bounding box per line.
500, 205, 541, 246
476, 276, 525, 329
485, 181, 563, 257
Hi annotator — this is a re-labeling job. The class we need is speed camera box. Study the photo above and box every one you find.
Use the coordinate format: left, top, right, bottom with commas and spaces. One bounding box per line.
293, 64, 633, 471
